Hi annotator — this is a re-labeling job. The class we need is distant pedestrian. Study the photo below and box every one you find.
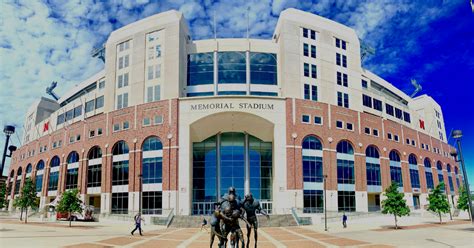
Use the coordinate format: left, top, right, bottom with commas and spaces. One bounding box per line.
342, 213, 347, 228
131, 213, 144, 236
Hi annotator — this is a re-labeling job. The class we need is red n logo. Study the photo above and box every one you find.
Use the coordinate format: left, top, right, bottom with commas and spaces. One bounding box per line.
419, 119, 425, 130
43, 122, 49, 132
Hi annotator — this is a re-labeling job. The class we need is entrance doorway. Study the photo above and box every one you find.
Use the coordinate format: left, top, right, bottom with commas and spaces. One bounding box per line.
89, 195, 101, 214
413, 195, 420, 210
368, 193, 381, 212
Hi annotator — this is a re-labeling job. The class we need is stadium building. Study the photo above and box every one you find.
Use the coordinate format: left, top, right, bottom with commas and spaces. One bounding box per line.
6, 9, 463, 219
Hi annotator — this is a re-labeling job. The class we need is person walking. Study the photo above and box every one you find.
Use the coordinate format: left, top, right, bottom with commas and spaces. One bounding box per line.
342, 213, 347, 228
131, 213, 144, 236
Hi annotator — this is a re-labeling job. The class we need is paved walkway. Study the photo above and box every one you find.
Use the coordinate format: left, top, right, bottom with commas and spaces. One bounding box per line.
1, 216, 472, 247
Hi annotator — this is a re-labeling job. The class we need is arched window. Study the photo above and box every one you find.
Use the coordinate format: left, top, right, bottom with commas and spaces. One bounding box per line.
87, 146, 102, 188
302, 136, 322, 150
408, 154, 417, 165
424, 158, 434, 189
447, 164, 451, 173
389, 150, 401, 162
17, 167, 22, 176
436, 161, 443, 171
337, 140, 354, 154
113, 140, 129, 155
408, 154, 420, 189
66, 151, 79, 190
111, 140, 129, 214
446, 163, 454, 192
336, 140, 355, 212
14, 167, 22, 194
436, 161, 445, 190
142, 136, 163, 215
365, 145, 381, 188
302, 136, 323, 213
143, 136, 163, 151
35, 160, 45, 193
50, 156, 60, 167
389, 150, 403, 187
67, 151, 79, 164
365, 146, 379, 158
26, 164, 32, 173
48, 156, 60, 191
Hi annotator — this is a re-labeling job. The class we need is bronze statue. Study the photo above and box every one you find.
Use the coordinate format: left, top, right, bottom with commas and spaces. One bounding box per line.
242, 193, 269, 248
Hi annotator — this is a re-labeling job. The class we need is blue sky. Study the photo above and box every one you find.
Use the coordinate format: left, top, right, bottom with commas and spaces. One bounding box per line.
0, 0, 473, 184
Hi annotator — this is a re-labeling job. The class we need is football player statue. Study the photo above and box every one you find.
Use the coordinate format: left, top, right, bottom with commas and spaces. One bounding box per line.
242, 193, 269, 248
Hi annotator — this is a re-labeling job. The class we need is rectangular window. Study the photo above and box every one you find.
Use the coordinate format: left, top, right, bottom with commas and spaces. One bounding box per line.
89, 130, 95, 138
87, 164, 101, 188
366, 163, 381, 186
142, 191, 163, 215
337, 92, 343, 107
123, 121, 130, 130
123, 93, 128, 108
117, 95, 123, 110
65, 168, 79, 190
74, 105, 82, 118
124, 55, 129, 67
410, 169, 420, 188
113, 123, 120, 132
343, 73, 348, 87
303, 28, 308, 38
388, 133, 392, 140
85, 99, 95, 113
147, 86, 153, 103
363, 94, 372, 108
426, 172, 434, 189
57, 114, 65, 125
310, 30, 316, 40
394, 135, 399, 142
336, 120, 343, 129
338, 191, 355, 212
311, 64, 317, 78
154, 85, 160, 101
112, 161, 129, 186
35, 175, 43, 192
66, 109, 74, 121
314, 116, 322, 125
155, 45, 161, 58
390, 166, 403, 186
364, 127, 371, 134
118, 74, 123, 88
346, 123, 353, 131
76, 134, 81, 141
143, 117, 150, 126
148, 47, 154, 60
395, 108, 403, 119
406, 138, 410, 144
111, 192, 128, 214
302, 115, 310, 123
99, 80, 105, 89
438, 174, 445, 191
148, 66, 154, 80
386, 104, 394, 116
304, 63, 309, 77
123, 73, 129, 87
411, 140, 415, 146
337, 72, 342, 85
337, 159, 355, 184
403, 111, 411, 123
97, 128, 103, 136
362, 79, 368, 88
343, 93, 349, 108
154, 115, 163, 125
342, 55, 347, 67
303, 43, 309, 56
335, 38, 340, 48
311, 45, 316, 58
155, 64, 161, 78
336, 53, 341, 66
118, 57, 123, 69
303, 190, 323, 213
48, 171, 59, 191
311, 85, 317, 101
373, 98, 382, 111
304, 84, 310, 100
95, 96, 104, 109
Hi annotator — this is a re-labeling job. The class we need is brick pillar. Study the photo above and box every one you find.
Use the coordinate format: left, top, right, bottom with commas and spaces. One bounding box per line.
133, 150, 142, 192
419, 165, 428, 194
355, 154, 367, 192
380, 157, 391, 191
402, 161, 411, 193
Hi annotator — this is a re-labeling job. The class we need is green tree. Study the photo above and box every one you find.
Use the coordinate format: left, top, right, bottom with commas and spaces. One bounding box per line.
381, 182, 410, 229
457, 186, 470, 213
12, 194, 25, 221
427, 183, 450, 224
56, 189, 82, 227
0, 183, 9, 209
19, 178, 38, 223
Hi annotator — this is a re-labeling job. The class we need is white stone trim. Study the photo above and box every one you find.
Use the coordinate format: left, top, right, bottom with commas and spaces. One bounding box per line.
113, 154, 129, 162
87, 187, 101, 194
142, 150, 163, 159
143, 183, 163, 192
249, 84, 279, 93
186, 84, 214, 93
365, 157, 379, 164
112, 185, 128, 192
302, 149, 323, 157
67, 162, 80, 169
88, 158, 102, 166
303, 182, 323, 190
50, 166, 60, 173
337, 183, 355, 191
336, 153, 354, 161
48, 190, 57, 196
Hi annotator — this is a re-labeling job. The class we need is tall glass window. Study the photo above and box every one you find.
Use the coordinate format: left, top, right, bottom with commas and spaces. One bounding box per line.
218, 52, 246, 84
424, 158, 434, 189
87, 146, 102, 188
36, 160, 45, 192
338, 191, 355, 212
48, 156, 60, 191
192, 132, 272, 215
66, 151, 79, 190
112, 141, 129, 186
250, 52, 277, 85
409, 154, 420, 189
337, 141, 354, 184
437, 161, 445, 191
142, 137, 163, 184
15, 167, 22, 194
366, 146, 381, 186
143, 191, 162, 215
302, 136, 323, 213
111, 192, 128, 214
389, 150, 403, 187
187, 53, 214, 86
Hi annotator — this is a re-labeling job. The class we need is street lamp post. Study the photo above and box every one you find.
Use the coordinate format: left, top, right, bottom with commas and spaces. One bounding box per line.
324, 174, 328, 231
1, 125, 16, 176
450, 130, 474, 223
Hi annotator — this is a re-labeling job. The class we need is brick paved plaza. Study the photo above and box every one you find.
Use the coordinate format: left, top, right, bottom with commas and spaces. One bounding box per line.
0, 215, 473, 248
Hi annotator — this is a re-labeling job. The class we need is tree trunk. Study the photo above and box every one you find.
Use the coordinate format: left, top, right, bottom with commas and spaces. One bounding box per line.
20, 207, 23, 221
25, 208, 28, 224
439, 212, 442, 224
69, 211, 72, 227
394, 215, 398, 229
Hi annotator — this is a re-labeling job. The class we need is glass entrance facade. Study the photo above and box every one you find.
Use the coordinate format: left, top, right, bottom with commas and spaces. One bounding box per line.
192, 132, 272, 215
